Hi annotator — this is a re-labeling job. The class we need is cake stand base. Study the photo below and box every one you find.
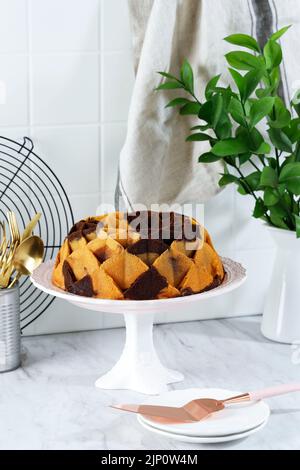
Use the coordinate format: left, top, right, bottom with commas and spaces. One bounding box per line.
95, 312, 184, 395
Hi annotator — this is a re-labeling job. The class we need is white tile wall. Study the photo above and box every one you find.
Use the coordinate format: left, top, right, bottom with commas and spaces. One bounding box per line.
0, 0, 28, 53
0, 0, 276, 336
101, 0, 132, 51
0, 55, 28, 126
30, 0, 99, 52
101, 51, 134, 121
31, 126, 100, 195
31, 54, 99, 125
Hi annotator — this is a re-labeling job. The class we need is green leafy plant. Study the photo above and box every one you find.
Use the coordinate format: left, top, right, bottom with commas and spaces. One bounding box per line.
157, 26, 300, 236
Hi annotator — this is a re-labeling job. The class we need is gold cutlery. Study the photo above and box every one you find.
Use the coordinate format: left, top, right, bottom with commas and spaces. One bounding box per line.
0, 212, 43, 289
8, 235, 44, 288
0, 213, 19, 287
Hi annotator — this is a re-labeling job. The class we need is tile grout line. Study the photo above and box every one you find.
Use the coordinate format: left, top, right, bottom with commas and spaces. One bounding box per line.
0, 50, 131, 57
0, 120, 127, 130
26, 0, 35, 335
27, 0, 33, 133
99, 0, 104, 204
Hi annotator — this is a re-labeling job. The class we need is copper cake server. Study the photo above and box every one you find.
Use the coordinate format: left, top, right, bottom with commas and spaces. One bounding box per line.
111, 383, 300, 424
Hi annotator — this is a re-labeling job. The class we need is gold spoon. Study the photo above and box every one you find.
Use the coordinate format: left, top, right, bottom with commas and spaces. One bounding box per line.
8, 235, 44, 288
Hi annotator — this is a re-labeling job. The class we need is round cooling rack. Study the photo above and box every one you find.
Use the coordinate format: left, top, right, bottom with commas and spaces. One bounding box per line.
0, 136, 74, 330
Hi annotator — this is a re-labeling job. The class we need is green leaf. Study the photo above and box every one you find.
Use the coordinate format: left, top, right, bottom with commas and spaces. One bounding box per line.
292, 90, 300, 116
180, 59, 194, 93
215, 113, 232, 140
190, 124, 211, 131
156, 81, 184, 90
198, 101, 213, 123
270, 203, 288, 218
249, 97, 275, 127
225, 51, 264, 71
250, 128, 265, 151
165, 97, 191, 108
212, 94, 223, 127
219, 86, 235, 108
284, 118, 300, 143
270, 212, 289, 230
224, 33, 260, 52
279, 162, 300, 194
245, 171, 261, 190
256, 87, 272, 98
157, 71, 180, 81
295, 143, 300, 162
270, 25, 291, 41
236, 126, 264, 152
255, 141, 271, 154
269, 67, 281, 93
219, 174, 239, 186
264, 40, 282, 69
268, 128, 293, 152
243, 68, 264, 101
268, 157, 277, 170
186, 133, 211, 142
205, 74, 221, 100
198, 152, 221, 163
253, 198, 266, 218
229, 68, 244, 96
228, 97, 246, 126
264, 187, 280, 206
237, 182, 248, 195
268, 97, 291, 128
179, 102, 201, 115
211, 137, 248, 156
294, 214, 300, 238
260, 166, 278, 188
238, 152, 251, 165
224, 156, 237, 167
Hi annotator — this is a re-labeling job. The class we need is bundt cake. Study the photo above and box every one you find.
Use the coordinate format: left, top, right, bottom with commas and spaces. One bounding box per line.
52, 211, 224, 300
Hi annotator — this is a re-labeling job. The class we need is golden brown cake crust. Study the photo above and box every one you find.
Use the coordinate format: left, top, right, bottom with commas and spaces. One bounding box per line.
52, 211, 224, 300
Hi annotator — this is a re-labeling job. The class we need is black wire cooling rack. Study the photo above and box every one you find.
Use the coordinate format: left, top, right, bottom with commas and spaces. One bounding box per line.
0, 136, 74, 330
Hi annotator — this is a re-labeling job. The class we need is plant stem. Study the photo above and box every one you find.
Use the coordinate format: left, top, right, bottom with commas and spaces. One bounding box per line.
234, 165, 258, 200
182, 83, 201, 106
249, 158, 260, 171
275, 148, 280, 174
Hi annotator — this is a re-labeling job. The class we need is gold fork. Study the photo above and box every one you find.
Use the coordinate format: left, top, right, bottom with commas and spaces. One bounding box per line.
0, 213, 20, 287
0, 221, 8, 268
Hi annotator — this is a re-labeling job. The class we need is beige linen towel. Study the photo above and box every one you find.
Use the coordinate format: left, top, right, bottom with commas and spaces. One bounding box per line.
117, 0, 299, 209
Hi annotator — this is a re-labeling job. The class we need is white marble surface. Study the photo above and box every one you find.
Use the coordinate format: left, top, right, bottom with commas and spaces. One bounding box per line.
0, 316, 300, 450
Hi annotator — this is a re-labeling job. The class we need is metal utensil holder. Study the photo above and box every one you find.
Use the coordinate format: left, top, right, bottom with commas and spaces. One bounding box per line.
0, 283, 20, 372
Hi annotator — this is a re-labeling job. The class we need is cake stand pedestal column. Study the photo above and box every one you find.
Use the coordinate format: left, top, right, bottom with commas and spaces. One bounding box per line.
95, 312, 184, 395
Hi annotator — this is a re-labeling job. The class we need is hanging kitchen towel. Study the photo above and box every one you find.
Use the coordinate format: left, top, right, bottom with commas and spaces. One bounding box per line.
117, 0, 300, 209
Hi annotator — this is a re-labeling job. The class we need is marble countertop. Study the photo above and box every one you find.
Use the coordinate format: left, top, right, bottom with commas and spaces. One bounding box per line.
1, 316, 300, 450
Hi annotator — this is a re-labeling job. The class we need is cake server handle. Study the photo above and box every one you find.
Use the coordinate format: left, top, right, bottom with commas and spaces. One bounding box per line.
249, 383, 300, 401
223, 383, 300, 404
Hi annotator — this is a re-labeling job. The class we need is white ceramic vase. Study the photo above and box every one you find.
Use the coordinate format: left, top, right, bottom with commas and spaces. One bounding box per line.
261, 225, 300, 344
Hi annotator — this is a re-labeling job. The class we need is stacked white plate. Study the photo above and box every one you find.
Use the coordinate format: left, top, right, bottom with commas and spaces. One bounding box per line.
138, 388, 270, 444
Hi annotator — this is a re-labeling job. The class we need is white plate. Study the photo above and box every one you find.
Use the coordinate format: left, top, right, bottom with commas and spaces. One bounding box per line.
31, 258, 246, 314
138, 416, 268, 444
138, 388, 270, 437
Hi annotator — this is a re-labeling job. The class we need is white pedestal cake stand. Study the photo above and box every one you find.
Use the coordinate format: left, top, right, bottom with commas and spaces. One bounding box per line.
31, 258, 246, 395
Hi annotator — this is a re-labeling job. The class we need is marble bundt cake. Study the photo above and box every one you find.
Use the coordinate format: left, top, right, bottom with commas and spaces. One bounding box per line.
52, 211, 224, 300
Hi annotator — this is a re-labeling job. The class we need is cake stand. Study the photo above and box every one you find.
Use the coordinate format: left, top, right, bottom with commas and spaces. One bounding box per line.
31, 258, 246, 395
